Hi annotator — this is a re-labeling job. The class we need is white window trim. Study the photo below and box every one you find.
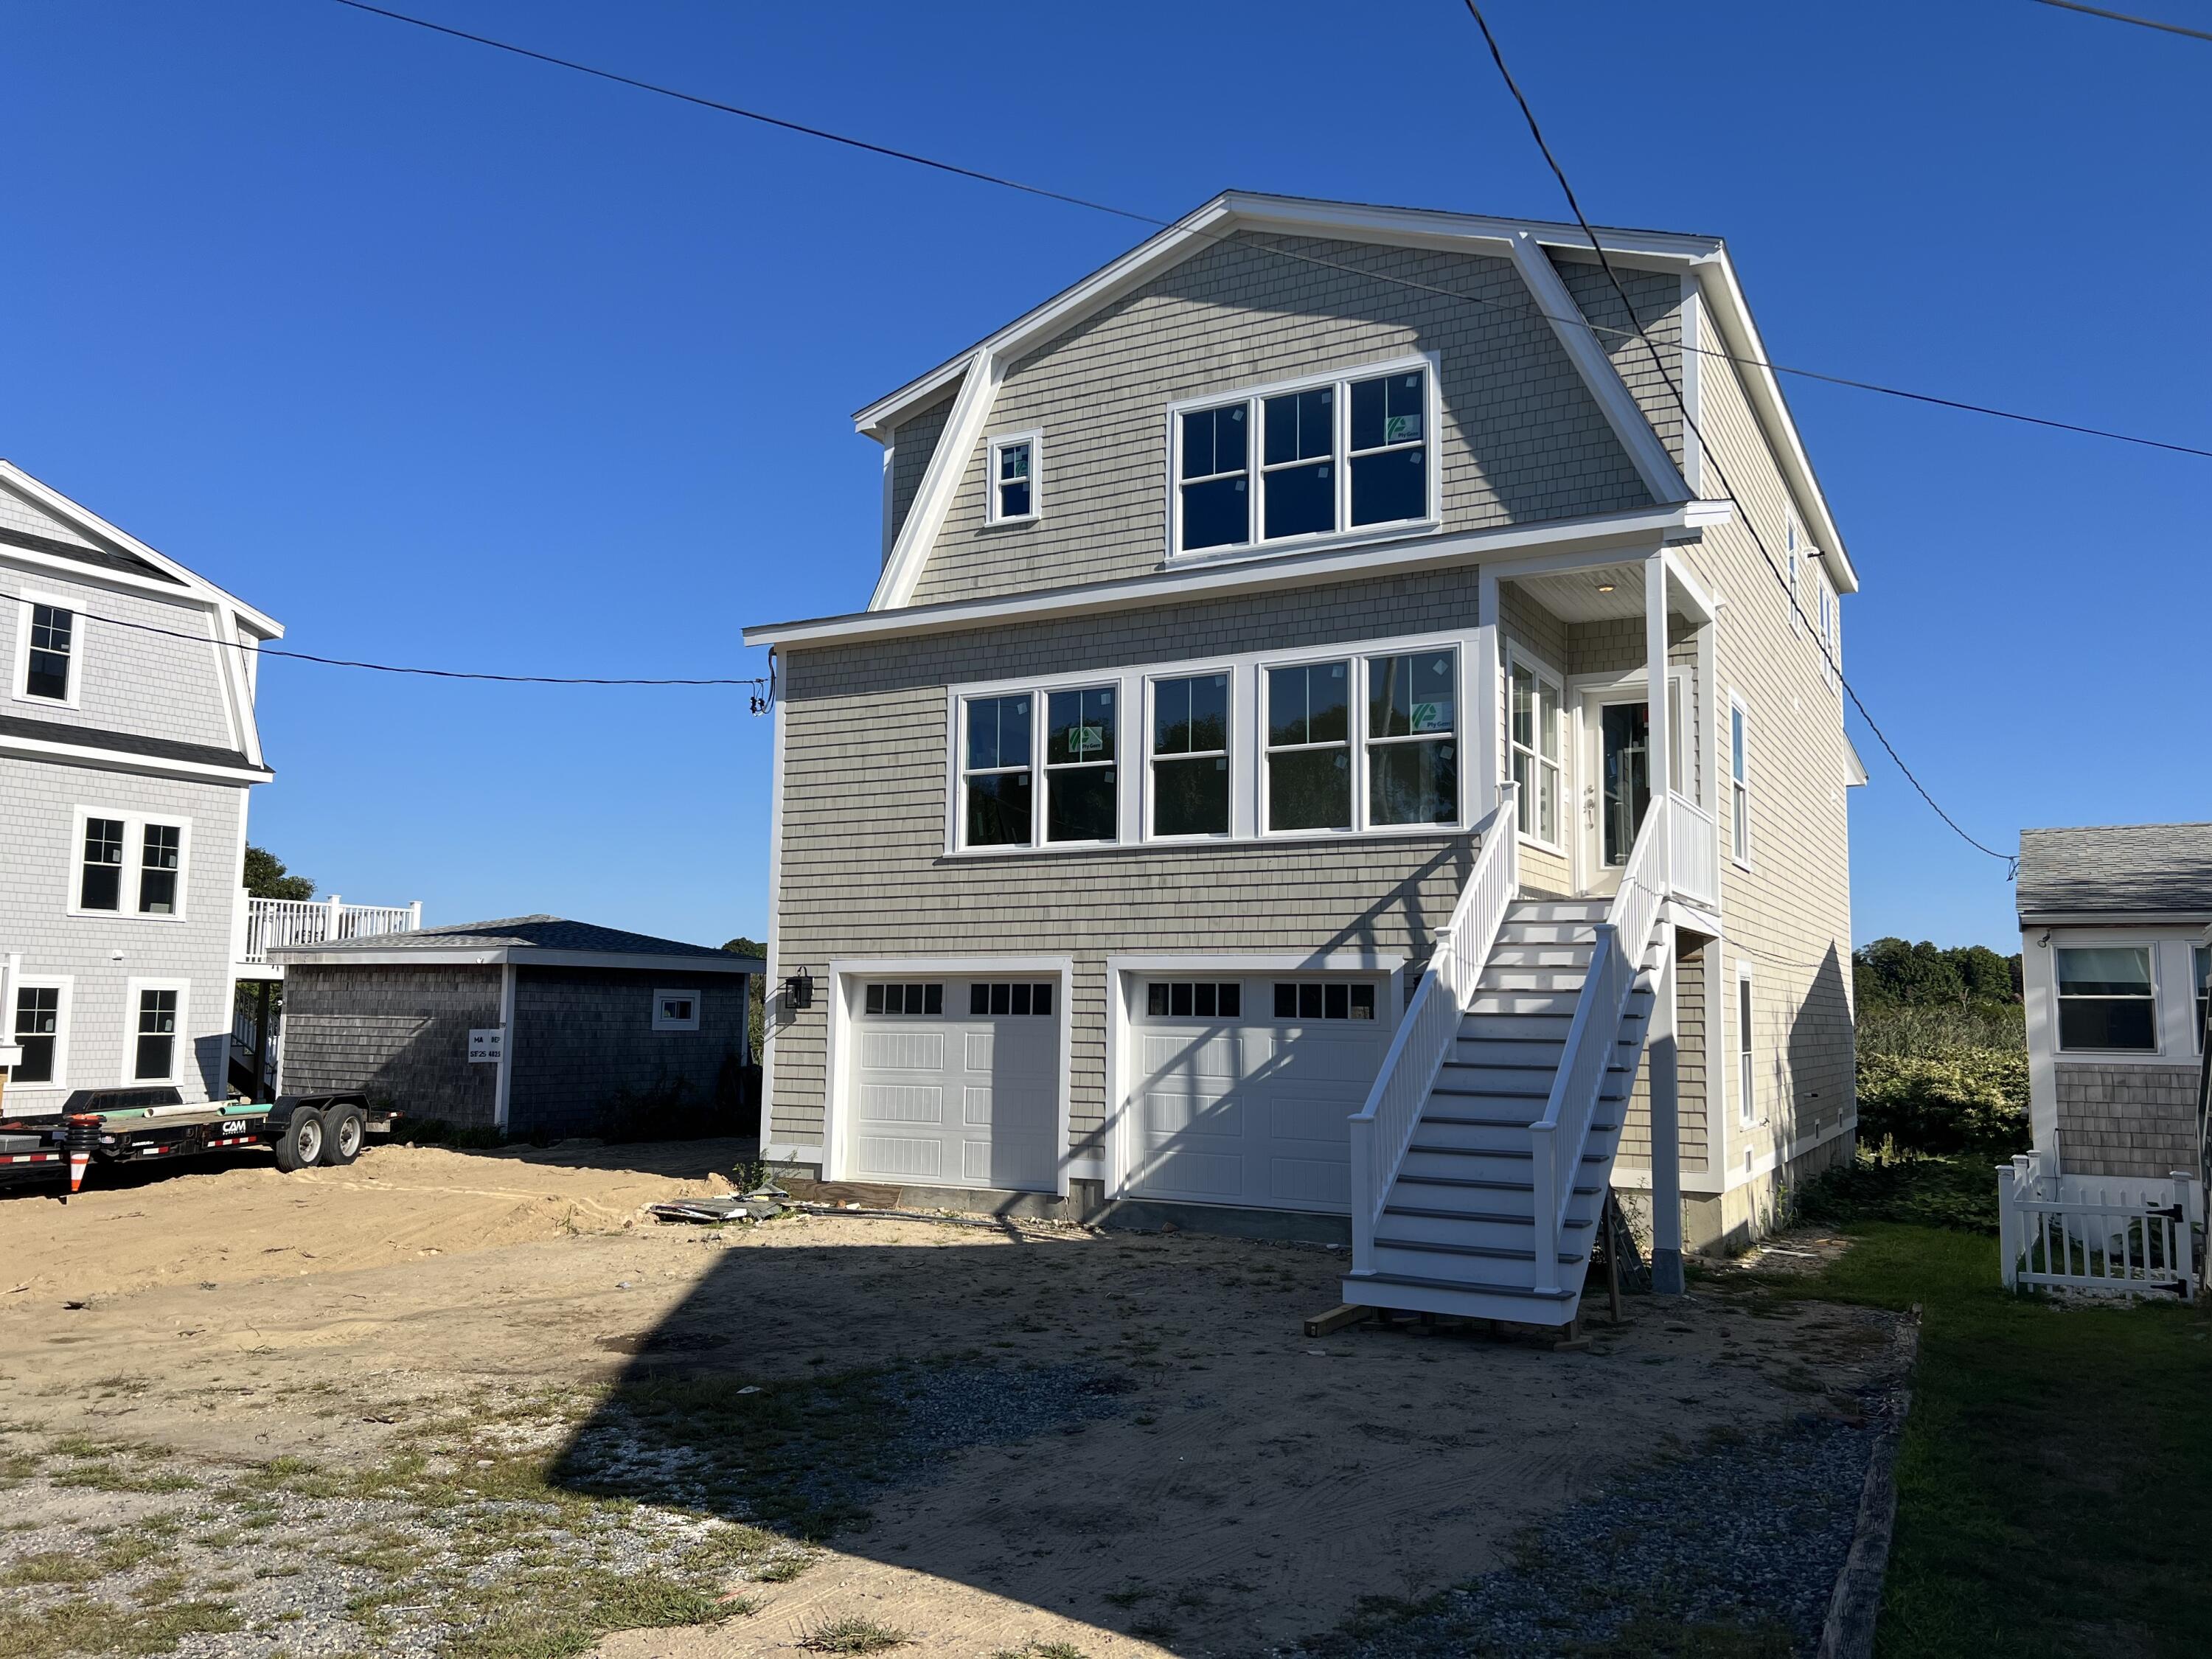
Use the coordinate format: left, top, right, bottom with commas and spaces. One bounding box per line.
2195, 942, 2209, 1055
2052, 941, 2162, 1057
652, 988, 703, 1032
1506, 645, 1567, 854
952, 681, 1127, 855
985, 428, 1043, 526
1143, 667, 1235, 842
1164, 352, 1442, 567
11, 591, 84, 709
121, 975, 190, 1087
66, 807, 193, 922
7, 973, 74, 1093
941, 627, 1478, 858
1785, 515, 1802, 638
1727, 693, 1753, 871
1735, 959, 1757, 1127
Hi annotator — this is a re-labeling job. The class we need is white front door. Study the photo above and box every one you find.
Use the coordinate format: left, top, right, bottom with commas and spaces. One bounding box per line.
847, 975, 1060, 1191
1125, 973, 1391, 1214
1576, 675, 1683, 897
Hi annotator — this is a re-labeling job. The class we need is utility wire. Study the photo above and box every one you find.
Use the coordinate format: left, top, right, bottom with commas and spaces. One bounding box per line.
1461, 1, 2017, 874
325, 0, 2212, 465
2028, 0, 2212, 44
61, 605, 765, 689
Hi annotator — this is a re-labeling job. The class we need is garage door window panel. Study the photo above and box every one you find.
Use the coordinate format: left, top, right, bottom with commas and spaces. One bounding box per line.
1046, 685, 1117, 844
1266, 661, 1351, 831
963, 694, 1034, 848
1150, 672, 1231, 838
970, 981, 1054, 1017
1273, 981, 1374, 1021
1146, 981, 1242, 1019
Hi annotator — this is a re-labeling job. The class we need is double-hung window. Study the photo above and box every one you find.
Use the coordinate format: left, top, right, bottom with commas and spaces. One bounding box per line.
988, 433, 1039, 524
1737, 970, 1756, 1124
961, 694, 1034, 849
133, 988, 178, 1082
1173, 360, 1433, 557
1729, 700, 1752, 866
1044, 686, 1116, 843
2056, 947, 2156, 1051
12, 986, 60, 1085
80, 818, 125, 911
23, 603, 75, 702
73, 813, 186, 917
1151, 672, 1230, 838
1366, 651, 1456, 826
1509, 657, 1562, 846
2196, 945, 2209, 1050
139, 824, 181, 915
1265, 661, 1352, 831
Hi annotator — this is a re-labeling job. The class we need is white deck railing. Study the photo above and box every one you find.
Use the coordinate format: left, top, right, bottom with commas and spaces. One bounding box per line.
240, 895, 422, 964
1666, 793, 1719, 910
1349, 783, 1520, 1270
1529, 796, 1672, 1294
1997, 1152, 2202, 1296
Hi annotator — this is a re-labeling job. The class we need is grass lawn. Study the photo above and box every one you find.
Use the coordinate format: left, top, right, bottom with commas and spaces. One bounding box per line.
1718, 1164, 2212, 1659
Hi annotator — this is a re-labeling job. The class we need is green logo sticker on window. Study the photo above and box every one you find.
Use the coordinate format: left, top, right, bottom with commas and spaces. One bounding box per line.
1411, 701, 1443, 731
1385, 414, 1422, 444
1069, 724, 1104, 755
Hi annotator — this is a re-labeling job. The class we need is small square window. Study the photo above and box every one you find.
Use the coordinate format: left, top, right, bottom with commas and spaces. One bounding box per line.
652, 989, 703, 1032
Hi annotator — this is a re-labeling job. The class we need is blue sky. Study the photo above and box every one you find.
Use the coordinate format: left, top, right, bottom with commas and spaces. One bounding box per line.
7, 1, 2206, 952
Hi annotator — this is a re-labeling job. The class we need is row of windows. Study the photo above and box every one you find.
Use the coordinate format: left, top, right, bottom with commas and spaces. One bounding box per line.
80, 817, 183, 915
959, 648, 1459, 851
861, 981, 1057, 1018
975, 361, 1439, 560
1144, 980, 1377, 1023
2053, 945, 2211, 1053
9, 984, 182, 1087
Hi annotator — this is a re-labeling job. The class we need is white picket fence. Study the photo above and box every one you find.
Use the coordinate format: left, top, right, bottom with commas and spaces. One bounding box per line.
1996, 1152, 2203, 1297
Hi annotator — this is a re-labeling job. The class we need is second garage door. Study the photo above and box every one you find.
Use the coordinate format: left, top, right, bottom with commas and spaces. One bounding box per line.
1127, 974, 1391, 1214
847, 976, 1060, 1192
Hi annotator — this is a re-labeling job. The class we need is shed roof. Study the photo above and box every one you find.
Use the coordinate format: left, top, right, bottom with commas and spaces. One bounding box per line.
271, 915, 763, 973
2015, 824, 2212, 922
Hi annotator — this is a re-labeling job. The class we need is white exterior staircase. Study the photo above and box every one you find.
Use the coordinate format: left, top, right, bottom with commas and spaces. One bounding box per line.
1346, 782, 1677, 1326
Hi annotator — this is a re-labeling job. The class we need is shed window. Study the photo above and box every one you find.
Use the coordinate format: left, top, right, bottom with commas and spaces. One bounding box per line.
653, 990, 703, 1031
2056, 947, 2156, 1052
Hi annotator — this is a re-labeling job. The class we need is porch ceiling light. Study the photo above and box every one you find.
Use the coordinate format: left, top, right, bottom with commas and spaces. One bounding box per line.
1595, 582, 1615, 593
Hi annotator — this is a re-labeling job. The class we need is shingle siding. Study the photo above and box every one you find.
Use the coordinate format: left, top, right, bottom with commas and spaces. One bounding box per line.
888, 391, 957, 554
279, 966, 504, 1128
2054, 1063, 2198, 1179
508, 967, 749, 1141
908, 230, 1657, 606
0, 569, 239, 752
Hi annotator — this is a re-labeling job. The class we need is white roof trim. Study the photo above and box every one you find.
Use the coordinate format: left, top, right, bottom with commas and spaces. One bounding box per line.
868, 351, 1001, 612
850, 191, 1853, 594
0, 459, 285, 636
1844, 733, 1869, 787
748, 499, 1728, 650
271, 946, 762, 972
0, 728, 270, 784
1507, 230, 1688, 507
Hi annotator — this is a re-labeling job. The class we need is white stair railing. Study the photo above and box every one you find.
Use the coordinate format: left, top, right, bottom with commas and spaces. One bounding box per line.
1666, 793, 1719, 909
1528, 798, 1670, 1294
1349, 782, 1519, 1270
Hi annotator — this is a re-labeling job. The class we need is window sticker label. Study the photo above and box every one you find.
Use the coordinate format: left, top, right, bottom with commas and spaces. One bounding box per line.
1385, 413, 1421, 444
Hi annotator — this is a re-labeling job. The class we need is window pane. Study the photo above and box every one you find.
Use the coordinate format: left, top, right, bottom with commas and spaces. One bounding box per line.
1180, 404, 1245, 480
1263, 461, 1334, 540
1268, 748, 1351, 830
1180, 476, 1249, 550
1154, 674, 1228, 756
135, 1034, 173, 1080
1537, 681, 1560, 762
1171, 982, 1192, 1018
866, 984, 883, 1015
2056, 947, 2152, 995
1263, 387, 1332, 465
1267, 662, 1349, 747
1350, 984, 1375, 1020
1538, 763, 1557, 844
1511, 664, 1534, 751
1154, 755, 1229, 837
1012, 982, 1032, 1016
1512, 750, 1533, 832
1369, 740, 1457, 826
999, 479, 1032, 519
971, 984, 990, 1015
80, 818, 124, 911
1351, 370, 1425, 451
1194, 982, 1217, 1018
1047, 765, 1116, 843
139, 824, 181, 916
1032, 982, 1053, 1016
1350, 447, 1426, 526
1298, 983, 1323, 1020
1731, 706, 1747, 782
1147, 982, 1166, 1017
966, 695, 1032, 772
1325, 981, 1348, 1020
1273, 984, 1296, 1019
2059, 998, 2157, 1051
998, 442, 1029, 483
990, 982, 1012, 1015
1220, 983, 1240, 1018
1369, 652, 1455, 738
965, 771, 1033, 846
1047, 686, 1116, 765
924, 984, 943, 1015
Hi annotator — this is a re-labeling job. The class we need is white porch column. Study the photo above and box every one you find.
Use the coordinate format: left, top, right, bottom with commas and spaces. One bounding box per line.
1645, 551, 1672, 846
1649, 931, 1685, 1294
1475, 571, 1502, 822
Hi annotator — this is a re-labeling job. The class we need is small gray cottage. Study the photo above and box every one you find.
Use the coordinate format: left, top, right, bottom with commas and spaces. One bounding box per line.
2017, 824, 2211, 1180
271, 917, 764, 1141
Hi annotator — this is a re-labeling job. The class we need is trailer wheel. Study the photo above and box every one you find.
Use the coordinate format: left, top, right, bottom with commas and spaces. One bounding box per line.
321, 1105, 366, 1167
274, 1108, 325, 1173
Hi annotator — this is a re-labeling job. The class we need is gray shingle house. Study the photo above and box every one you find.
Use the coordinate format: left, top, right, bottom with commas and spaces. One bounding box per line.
2017, 824, 2211, 1179
272, 917, 765, 1141
742, 192, 1865, 1326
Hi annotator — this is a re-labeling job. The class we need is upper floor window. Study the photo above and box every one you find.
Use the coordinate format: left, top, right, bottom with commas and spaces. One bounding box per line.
1367, 651, 1456, 827
74, 810, 189, 918
1264, 648, 1458, 834
2196, 945, 2209, 1050
1171, 359, 1436, 558
1044, 685, 1116, 844
1265, 661, 1351, 830
80, 817, 125, 911
988, 432, 1040, 525
2056, 947, 2155, 1052
961, 693, 1034, 849
1729, 700, 1753, 866
14, 600, 78, 704
1150, 672, 1229, 838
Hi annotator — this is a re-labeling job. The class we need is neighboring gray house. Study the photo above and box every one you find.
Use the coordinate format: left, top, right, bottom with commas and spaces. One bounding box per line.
0, 460, 282, 1113
273, 917, 765, 1141
745, 193, 1863, 1326
2017, 824, 2211, 1180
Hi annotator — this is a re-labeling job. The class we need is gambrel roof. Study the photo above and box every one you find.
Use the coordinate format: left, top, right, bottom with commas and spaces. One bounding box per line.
851, 191, 1854, 616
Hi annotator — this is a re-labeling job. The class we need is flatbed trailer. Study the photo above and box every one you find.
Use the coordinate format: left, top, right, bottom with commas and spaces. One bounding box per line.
0, 1092, 393, 1196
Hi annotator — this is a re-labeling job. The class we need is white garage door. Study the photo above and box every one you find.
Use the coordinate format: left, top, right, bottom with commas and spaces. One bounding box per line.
847, 976, 1060, 1192
1127, 975, 1391, 1213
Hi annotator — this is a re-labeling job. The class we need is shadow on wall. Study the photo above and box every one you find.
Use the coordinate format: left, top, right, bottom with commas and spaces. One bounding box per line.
192, 1034, 227, 1102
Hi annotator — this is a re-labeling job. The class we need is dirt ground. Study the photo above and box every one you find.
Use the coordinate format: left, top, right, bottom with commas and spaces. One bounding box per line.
0, 1141, 1905, 1657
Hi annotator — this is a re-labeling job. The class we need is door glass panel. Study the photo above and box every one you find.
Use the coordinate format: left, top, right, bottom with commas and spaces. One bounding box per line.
1600, 701, 1652, 868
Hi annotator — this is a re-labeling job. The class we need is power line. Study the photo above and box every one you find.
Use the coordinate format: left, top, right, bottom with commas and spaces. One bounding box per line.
324, 0, 2212, 465
63, 604, 765, 689
1461, 1, 2017, 874
2028, 0, 2212, 44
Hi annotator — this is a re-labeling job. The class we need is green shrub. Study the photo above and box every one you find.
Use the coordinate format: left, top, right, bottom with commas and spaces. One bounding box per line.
1795, 1151, 2000, 1234
1857, 1049, 2028, 1157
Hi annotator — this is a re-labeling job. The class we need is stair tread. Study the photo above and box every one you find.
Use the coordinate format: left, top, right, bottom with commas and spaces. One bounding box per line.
1384, 1205, 1593, 1228
1374, 1235, 1587, 1265
1418, 1116, 1621, 1133
1406, 1144, 1611, 1164
1395, 1174, 1605, 1194
1346, 1267, 1576, 1301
